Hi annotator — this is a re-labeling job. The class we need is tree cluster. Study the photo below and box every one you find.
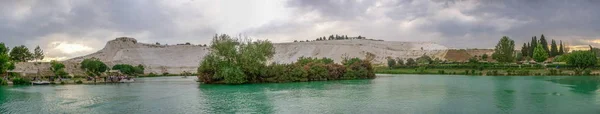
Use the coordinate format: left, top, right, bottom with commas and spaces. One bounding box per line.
314, 34, 365, 41
80, 58, 109, 77
50, 60, 69, 78
112, 64, 145, 76
198, 34, 375, 84
520, 34, 565, 62
0, 43, 16, 78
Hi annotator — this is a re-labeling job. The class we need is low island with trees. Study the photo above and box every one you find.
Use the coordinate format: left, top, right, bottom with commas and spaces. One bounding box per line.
197, 34, 376, 84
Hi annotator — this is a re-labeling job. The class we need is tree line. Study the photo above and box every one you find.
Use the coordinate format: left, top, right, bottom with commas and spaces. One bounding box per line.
491, 35, 597, 72
294, 34, 366, 42
519, 34, 566, 62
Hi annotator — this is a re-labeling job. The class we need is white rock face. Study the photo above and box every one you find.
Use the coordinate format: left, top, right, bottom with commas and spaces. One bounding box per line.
15, 37, 451, 76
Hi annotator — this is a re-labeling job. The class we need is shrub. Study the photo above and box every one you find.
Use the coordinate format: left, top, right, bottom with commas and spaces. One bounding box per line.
517, 70, 530, 75
505, 69, 514, 75
0, 78, 8, 85
12, 78, 31, 85
75, 80, 83, 84
549, 69, 558, 75
584, 69, 592, 76
416, 67, 427, 74
60, 81, 66, 85
306, 63, 329, 81
438, 70, 445, 74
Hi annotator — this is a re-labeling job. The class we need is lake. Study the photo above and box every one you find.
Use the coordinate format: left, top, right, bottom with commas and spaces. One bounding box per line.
1, 75, 600, 114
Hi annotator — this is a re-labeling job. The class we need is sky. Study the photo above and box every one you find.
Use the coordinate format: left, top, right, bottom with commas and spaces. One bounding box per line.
1, 0, 600, 61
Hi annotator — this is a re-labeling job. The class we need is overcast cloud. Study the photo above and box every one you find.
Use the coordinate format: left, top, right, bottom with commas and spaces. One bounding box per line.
1, 0, 600, 60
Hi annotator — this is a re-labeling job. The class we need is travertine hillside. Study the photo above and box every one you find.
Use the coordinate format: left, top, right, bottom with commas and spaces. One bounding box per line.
14, 37, 457, 76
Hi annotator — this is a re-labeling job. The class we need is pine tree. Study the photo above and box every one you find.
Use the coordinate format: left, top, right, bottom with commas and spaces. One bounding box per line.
530, 36, 537, 57
521, 43, 528, 57
533, 43, 549, 63
33, 46, 44, 62
559, 40, 564, 55
550, 39, 558, 57
540, 34, 549, 54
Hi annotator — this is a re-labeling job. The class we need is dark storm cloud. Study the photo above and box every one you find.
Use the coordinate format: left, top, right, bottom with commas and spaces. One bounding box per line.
0, 0, 214, 47
287, 0, 377, 20
277, 0, 600, 48
2, 0, 600, 60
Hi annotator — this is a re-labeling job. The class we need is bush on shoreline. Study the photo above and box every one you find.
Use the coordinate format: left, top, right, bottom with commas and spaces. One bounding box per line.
12, 78, 31, 85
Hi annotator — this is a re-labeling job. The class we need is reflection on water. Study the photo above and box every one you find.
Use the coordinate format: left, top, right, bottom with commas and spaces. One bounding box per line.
548, 76, 600, 94
493, 76, 515, 112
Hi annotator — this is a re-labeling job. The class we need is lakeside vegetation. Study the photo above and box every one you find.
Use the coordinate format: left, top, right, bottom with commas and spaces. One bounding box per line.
381, 34, 599, 76
197, 34, 375, 84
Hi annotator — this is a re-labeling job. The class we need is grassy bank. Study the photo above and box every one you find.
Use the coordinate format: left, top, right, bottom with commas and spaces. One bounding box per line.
375, 66, 600, 76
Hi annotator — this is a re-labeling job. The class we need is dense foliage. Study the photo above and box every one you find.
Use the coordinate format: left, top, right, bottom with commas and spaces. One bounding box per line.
492, 36, 515, 63
80, 58, 108, 76
533, 43, 549, 62
0, 43, 15, 78
50, 60, 69, 78
33, 46, 44, 62
12, 78, 31, 85
9, 45, 33, 62
112, 64, 144, 76
198, 34, 375, 84
521, 35, 564, 60
566, 51, 597, 70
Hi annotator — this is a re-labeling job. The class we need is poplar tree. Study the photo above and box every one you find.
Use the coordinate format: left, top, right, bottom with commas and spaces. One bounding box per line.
533, 43, 549, 62
559, 40, 565, 55
540, 34, 549, 54
530, 36, 537, 57
521, 43, 528, 57
550, 39, 558, 57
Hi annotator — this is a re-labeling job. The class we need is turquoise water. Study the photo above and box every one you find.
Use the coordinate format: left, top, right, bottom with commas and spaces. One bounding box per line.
1, 75, 600, 114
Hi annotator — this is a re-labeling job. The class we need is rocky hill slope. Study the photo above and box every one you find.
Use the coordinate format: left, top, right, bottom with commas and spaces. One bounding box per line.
14, 37, 490, 76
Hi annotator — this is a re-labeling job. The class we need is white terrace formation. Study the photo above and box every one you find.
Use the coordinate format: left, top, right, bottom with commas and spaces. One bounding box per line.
14, 37, 474, 76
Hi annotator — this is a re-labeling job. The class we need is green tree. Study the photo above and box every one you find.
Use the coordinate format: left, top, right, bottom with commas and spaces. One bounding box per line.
387, 57, 396, 68
492, 36, 515, 63
80, 58, 108, 77
515, 52, 524, 61
530, 36, 537, 57
566, 51, 597, 70
1, 54, 15, 78
9, 45, 33, 62
136, 64, 145, 74
0, 43, 8, 54
406, 58, 416, 66
0, 43, 15, 79
482, 54, 489, 60
416, 55, 433, 64
33, 46, 44, 62
198, 34, 274, 84
559, 40, 565, 55
521, 43, 528, 57
533, 43, 549, 62
550, 39, 558, 57
50, 60, 68, 79
540, 34, 549, 54
396, 58, 404, 66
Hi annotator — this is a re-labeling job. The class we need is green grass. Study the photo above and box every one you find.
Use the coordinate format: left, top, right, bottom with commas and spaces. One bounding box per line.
375, 67, 599, 76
